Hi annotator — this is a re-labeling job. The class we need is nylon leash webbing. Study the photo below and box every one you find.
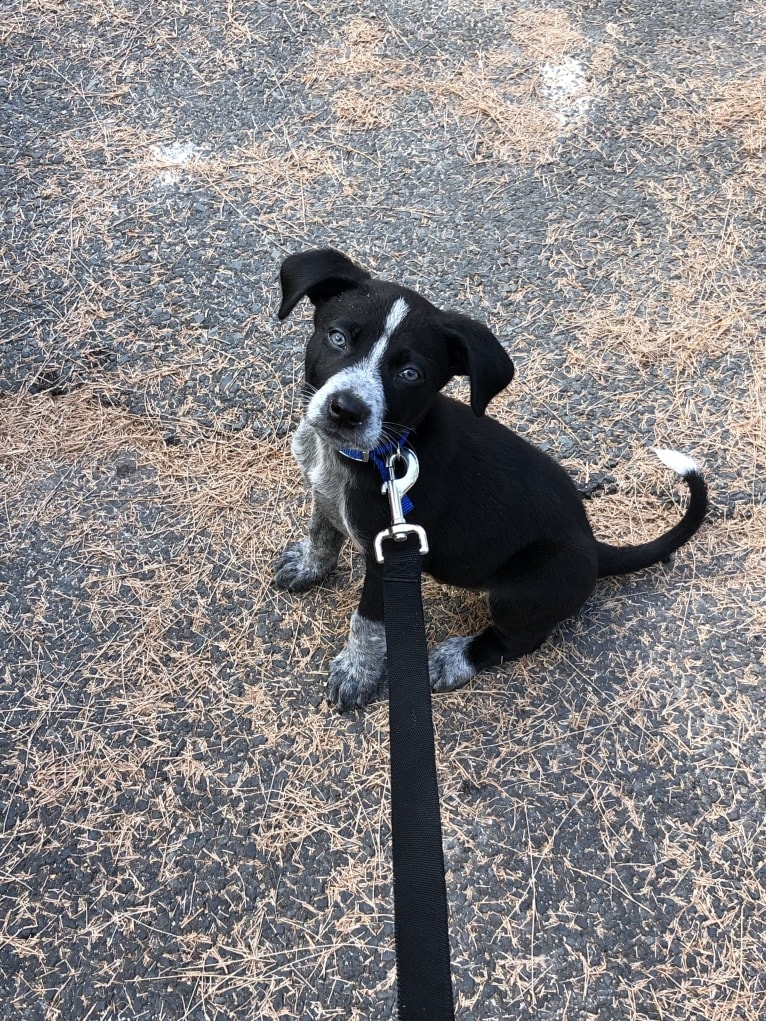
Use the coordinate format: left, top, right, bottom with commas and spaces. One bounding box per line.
382, 534, 455, 1020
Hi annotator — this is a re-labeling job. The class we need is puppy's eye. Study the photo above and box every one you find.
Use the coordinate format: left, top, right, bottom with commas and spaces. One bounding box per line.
397, 366, 423, 384
327, 329, 347, 350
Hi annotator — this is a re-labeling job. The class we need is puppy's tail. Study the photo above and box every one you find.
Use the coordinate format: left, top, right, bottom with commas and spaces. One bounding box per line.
596, 449, 708, 578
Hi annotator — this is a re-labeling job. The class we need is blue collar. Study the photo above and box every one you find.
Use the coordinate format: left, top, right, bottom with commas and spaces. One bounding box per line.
339, 431, 410, 464
339, 432, 414, 515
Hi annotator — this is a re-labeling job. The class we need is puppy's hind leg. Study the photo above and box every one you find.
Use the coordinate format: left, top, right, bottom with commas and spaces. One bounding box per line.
429, 625, 551, 693
430, 541, 598, 692
275, 505, 345, 592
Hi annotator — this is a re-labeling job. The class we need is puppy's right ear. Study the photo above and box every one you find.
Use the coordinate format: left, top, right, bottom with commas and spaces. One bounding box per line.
277, 248, 371, 320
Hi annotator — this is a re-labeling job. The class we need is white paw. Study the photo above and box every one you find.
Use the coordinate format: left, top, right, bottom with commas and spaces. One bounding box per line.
327, 647, 385, 711
274, 540, 330, 592
326, 613, 387, 711
429, 637, 476, 693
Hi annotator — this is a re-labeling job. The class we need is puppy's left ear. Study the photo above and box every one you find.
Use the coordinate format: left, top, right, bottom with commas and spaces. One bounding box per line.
443, 311, 515, 415
278, 248, 371, 320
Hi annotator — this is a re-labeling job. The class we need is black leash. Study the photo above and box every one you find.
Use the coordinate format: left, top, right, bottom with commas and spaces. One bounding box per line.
376, 450, 455, 1020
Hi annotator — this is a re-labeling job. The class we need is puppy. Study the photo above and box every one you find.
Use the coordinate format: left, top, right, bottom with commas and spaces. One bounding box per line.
275, 248, 707, 711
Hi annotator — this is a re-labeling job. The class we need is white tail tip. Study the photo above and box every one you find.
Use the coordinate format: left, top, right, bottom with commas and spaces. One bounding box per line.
653, 447, 700, 476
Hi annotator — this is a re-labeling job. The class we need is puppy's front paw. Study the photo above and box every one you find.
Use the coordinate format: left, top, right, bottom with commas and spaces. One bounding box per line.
327, 646, 385, 712
429, 637, 476, 693
274, 540, 329, 592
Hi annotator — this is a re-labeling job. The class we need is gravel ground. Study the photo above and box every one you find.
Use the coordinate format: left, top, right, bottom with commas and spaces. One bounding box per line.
1, 1, 765, 1019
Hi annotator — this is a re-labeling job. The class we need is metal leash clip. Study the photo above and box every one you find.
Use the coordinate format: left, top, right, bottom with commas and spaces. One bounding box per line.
374, 447, 429, 563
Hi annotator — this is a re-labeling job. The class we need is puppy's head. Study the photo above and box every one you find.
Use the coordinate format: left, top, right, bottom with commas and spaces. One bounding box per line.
278, 248, 514, 450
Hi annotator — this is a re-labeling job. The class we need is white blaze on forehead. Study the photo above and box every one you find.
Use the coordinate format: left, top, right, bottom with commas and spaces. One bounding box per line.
364, 296, 410, 370
380, 297, 409, 344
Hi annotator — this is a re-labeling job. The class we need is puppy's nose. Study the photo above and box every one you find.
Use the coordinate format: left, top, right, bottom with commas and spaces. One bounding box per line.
327, 392, 369, 429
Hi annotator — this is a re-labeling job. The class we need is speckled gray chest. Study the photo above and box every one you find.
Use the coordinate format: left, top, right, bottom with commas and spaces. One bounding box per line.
292, 420, 363, 548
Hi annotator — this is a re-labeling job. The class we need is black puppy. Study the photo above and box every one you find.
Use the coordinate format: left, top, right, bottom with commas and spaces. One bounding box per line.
275, 248, 707, 711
